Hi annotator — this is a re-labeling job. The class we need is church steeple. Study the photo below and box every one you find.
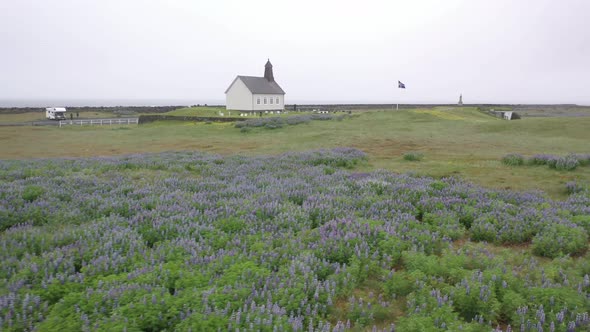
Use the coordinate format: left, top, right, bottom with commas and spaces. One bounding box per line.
264, 59, 274, 82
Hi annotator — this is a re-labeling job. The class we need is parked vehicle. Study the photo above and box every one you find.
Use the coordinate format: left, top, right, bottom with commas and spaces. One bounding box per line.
45, 107, 67, 120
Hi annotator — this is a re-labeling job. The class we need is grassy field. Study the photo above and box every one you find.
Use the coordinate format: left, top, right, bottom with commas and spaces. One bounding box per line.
1, 106, 589, 198
2, 107, 590, 330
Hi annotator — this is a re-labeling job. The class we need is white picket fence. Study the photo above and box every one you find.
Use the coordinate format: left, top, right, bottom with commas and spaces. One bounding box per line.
59, 118, 139, 127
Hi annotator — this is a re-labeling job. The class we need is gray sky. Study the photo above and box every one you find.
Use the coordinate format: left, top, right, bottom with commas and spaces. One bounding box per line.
1, 0, 589, 106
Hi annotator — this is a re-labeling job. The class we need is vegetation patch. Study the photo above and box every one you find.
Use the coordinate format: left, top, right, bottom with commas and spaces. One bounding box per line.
502, 153, 525, 166
1, 149, 589, 331
413, 109, 467, 120
403, 151, 424, 161
503, 153, 590, 171
234, 114, 348, 130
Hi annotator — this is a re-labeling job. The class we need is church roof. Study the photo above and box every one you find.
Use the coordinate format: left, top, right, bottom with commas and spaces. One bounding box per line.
225, 76, 285, 95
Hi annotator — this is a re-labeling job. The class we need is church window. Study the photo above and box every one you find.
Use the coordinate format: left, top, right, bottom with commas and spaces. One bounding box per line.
257, 98, 260, 104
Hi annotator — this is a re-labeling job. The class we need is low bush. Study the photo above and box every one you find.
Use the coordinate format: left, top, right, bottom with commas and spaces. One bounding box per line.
529, 154, 556, 165
382, 271, 417, 297
528, 153, 589, 171
565, 181, 585, 194
572, 153, 590, 166
532, 224, 588, 258
553, 155, 579, 171
22, 185, 45, 202
403, 152, 424, 161
264, 122, 283, 129
501, 153, 524, 166
235, 114, 348, 130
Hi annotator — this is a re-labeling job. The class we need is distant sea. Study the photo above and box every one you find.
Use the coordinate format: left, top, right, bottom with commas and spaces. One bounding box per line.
0, 99, 225, 108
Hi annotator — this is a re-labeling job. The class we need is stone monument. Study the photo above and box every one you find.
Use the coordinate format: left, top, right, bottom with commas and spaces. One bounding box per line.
458, 94, 463, 106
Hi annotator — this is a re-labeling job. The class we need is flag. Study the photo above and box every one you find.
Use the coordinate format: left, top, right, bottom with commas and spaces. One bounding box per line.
398, 81, 406, 89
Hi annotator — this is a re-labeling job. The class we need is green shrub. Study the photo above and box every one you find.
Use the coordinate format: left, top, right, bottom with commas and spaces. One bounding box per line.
554, 155, 579, 171
470, 216, 498, 242
22, 185, 45, 202
570, 215, 590, 234
264, 122, 283, 129
216, 217, 246, 234
383, 271, 417, 297
403, 152, 424, 161
500, 290, 527, 324
457, 205, 477, 229
378, 236, 410, 266
429, 181, 447, 191
501, 153, 524, 166
532, 224, 588, 258
574, 153, 590, 166
323, 167, 336, 175
529, 154, 554, 165
423, 212, 465, 240
565, 181, 585, 194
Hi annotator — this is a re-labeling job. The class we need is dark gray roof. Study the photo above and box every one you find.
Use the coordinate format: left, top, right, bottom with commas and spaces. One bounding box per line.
225, 76, 285, 95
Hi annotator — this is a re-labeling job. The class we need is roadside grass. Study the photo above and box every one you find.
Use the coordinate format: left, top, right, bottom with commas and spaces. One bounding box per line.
1, 107, 589, 198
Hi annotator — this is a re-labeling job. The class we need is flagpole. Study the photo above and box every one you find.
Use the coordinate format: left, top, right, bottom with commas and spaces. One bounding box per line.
397, 80, 401, 110
391, 85, 396, 111
396, 81, 398, 111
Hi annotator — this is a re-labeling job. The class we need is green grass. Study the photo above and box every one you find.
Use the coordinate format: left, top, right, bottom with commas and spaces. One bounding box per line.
1, 107, 589, 198
151, 106, 225, 117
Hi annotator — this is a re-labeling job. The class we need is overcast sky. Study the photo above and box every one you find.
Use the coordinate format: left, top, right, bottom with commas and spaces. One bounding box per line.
1, 0, 589, 106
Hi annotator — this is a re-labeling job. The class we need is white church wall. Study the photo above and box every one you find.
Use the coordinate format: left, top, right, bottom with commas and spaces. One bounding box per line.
252, 94, 284, 111
226, 78, 253, 111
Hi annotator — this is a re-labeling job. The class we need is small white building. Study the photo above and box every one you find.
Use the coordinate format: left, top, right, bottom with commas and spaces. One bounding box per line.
225, 59, 285, 113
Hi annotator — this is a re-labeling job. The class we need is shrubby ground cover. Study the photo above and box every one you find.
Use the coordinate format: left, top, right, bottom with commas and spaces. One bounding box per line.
1, 148, 590, 331
402, 152, 424, 162
504, 153, 590, 171
235, 114, 348, 130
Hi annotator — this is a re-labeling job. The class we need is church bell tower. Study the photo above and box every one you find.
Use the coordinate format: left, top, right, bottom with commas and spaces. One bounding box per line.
264, 59, 274, 82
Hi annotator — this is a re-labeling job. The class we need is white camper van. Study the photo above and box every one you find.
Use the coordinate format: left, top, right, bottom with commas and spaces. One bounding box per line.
46, 107, 67, 120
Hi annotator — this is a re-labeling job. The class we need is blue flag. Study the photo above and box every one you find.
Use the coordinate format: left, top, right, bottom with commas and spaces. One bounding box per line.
398, 81, 406, 89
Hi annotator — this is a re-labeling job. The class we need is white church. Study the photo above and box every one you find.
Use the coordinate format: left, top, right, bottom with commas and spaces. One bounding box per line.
225, 59, 285, 113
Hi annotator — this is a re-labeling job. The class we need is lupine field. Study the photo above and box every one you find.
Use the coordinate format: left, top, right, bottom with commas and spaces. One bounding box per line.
1, 148, 590, 331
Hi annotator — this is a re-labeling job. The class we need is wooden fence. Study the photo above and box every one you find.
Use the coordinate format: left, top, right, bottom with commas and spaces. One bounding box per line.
59, 118, 139, 127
